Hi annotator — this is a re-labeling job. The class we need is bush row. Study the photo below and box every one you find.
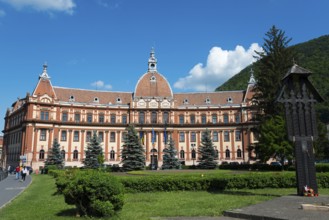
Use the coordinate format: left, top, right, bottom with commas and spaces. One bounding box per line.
118, 172, 329, 193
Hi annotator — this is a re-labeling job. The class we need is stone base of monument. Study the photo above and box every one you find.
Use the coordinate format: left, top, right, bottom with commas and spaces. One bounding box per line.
301, 203, 329, 211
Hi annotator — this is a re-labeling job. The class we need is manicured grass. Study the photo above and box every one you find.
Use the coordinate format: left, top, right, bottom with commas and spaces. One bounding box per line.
0, 174, 328, 220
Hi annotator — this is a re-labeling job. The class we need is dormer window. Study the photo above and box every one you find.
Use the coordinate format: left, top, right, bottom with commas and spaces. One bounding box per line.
69, 95, 75, 102
183, 99, 189, 104
116, 98, 122, 103
94, 97, 99, 102
227, 97, 233, 103
205, 98, 211, 104
150, 75, 156, 82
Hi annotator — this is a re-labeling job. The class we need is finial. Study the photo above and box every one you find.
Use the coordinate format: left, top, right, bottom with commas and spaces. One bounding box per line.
248, 68, 256, 84
39, 62, 50, 79
148, 48, 157, 72
292, 58, 297, 65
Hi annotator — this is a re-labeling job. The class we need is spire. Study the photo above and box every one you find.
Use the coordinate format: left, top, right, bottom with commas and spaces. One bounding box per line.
248, 68, 256, 85
148, 47, 157, 72
39, 62, 50, 79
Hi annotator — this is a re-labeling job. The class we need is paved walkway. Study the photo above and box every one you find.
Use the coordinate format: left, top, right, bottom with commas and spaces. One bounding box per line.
0, 173, 32, 209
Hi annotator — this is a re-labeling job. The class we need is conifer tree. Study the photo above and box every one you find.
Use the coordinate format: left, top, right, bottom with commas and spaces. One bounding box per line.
162, 137, 180, 169
83, 132, 104, 169
121, 125, 145, 171
45, 138, 64, 169
197, 129, 217, 169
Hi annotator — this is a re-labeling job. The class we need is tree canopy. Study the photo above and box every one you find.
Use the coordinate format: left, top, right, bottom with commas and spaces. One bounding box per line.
45, 138, 64, 169
197, 129, 218, 169
162, 137, 180, 169
83, 132, 104, 169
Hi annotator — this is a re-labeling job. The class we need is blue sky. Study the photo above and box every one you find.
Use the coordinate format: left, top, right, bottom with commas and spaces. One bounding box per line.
0, 0, 328, 133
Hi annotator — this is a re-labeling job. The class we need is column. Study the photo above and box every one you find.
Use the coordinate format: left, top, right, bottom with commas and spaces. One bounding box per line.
219, 131, 224, 160
80, 130, 85, 161
105, 131, 109, 161
116, 131, 121, 161
32, 128, 38, 162
67, 130, 72, 161
186, 131, 190, 160
231, 130, 235, 160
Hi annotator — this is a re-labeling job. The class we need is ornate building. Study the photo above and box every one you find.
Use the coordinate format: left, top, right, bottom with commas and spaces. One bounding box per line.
2, 50, 258, 170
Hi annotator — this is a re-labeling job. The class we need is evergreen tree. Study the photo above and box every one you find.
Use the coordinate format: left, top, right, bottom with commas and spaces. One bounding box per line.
162, 137, 180, 169
45, 138, 64, 169
197, 129, 218, 169
253, 25, 295, 117
121, 125, 145, 171
83, 132, 104, 169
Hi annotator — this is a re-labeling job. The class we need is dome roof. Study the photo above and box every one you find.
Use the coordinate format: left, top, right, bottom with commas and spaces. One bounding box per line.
134, 72, 173, 98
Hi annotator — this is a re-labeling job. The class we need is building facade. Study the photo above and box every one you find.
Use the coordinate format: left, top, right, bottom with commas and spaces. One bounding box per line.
2, 50, 259, 170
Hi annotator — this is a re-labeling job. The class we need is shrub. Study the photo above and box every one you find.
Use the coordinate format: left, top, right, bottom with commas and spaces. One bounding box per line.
57, 170, 124, 217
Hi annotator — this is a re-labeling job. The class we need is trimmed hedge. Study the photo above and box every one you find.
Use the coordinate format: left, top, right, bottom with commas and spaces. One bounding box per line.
219, 163, 329, 172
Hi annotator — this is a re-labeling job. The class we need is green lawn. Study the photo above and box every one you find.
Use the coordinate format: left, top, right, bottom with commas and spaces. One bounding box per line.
0, 174, 328, 220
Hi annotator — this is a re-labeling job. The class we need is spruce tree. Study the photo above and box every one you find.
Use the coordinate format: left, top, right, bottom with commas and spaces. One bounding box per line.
197, 129, 218, 169
83, 132, 104, 169
45, 138, 64, 169
162, 137, 180, 169
121, 125, 145, 171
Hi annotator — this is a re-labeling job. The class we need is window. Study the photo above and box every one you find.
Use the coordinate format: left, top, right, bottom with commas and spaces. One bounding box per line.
190, 115, 195, 124
99, 114, 104, 123
215, 149, 219, 159
74, 113, 80, 122
139, 111, 145, 124
73, 131, 79, 142
253, 131, 259, 141
121, 132, 127, 141
61, 150, 65, 159
235, 113, 241, 123
180, 150, 185, 159
223, 114, 229, 123
163, 112, 169, 124
212, 114, 217, 124
235, 130, 241, 141
40, 111, 49, 120
110, 132, 116, 142
179, 132, 185, 142
213, 131, 218, 142
87, 113, 93, 123
201, 114, 207, 124
151, 111, 157, 124
110, 114, 116, 124
179, 115, 184, 125
73, 150, 78, 160
39, 149, 45, 160
224, 131, 230, 142
98, 132, 104, 142
86, 131, 91, 142
191, 149, 196, 159
61, 130, 67, 141
40, 129, 47, 141
151, 131, 157, 143
190, 132, 196, 142
110, 150, 115, 160
62, 112, 68, 122
237, 149, 242, 158
227, 97, 233, 103
225, 149, 230, 158
94, 97, 99, 102
183, 99, 189, 104
205, 98, 211, 104
122, 114, 127, 124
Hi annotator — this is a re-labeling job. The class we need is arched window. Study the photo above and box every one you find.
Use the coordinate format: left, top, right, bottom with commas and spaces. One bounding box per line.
225, 149, 230, 159
237, 149, 242, 158
180, 150, 185, 159
191, 149, 196, 159
39, 149, 45, 160
73, 150, 79, 160
61, 150, 66, 159
110, 150, 115, 160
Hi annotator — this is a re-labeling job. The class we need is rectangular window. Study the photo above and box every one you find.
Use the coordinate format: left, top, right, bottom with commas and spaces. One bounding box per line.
224, 131, 230, 142
40, 129, 47, 141
73, 131, 79, 142
212, 114, 217, 124
223, 114, 229, 124
190, 132, 196, 142
179, 115, 184, 125
74, 113, 80, 122
87, 113, 93, 123
98, 132, 104, 142
179, 132, 185, 142
62, 112, 68, 122
163, 112, 169, 124
213, 131, 219, 142
253, 131, 259, 141
151, 112, 157, 124
111, 114, 116, 124
139, 112, 145, 124
121, 132, 127, 141
235, 113, 241, 123
99, 114, 104, 123
190, 115, 195, 124
122, 115, 127, 124
235, 130, 241, 141
86, 131, 92, 142
40, 111, 49, 120
61, 130, 67, 141
110, 132, 116, 142
201, 115, 207, 124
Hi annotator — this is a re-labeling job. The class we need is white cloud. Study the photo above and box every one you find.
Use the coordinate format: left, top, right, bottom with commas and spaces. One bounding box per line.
0, 9, 6, 17
0, 0, 76, 14
174, 43, 262, 92
91, 80, 112, 90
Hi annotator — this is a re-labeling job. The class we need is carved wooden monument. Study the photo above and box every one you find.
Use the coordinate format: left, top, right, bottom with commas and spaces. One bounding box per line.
277, 64, 323, 195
